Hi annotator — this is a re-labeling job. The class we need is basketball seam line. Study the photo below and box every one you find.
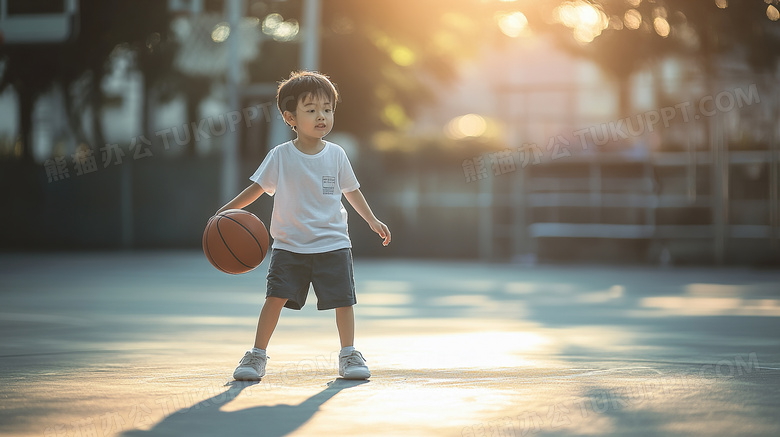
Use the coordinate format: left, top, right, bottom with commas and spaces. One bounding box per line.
218, 215, 265, 269
221, 214, 266, 262
216, 220, 253, 270
205, 217, 229, 274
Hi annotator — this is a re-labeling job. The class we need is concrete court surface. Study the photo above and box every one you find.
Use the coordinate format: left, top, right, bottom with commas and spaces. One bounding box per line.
1, 252, 780, 437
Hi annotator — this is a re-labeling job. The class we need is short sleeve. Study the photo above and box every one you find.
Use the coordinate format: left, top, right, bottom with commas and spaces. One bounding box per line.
249, 147, 279, 195
339, 148, 360, 193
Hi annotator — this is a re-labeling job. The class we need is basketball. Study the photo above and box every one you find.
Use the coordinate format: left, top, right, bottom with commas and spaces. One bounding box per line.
203, 209, 270, 274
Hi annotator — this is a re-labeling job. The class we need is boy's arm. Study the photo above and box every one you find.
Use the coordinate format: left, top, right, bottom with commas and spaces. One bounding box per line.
215, 183, 265, 215
343, 188, 391, 246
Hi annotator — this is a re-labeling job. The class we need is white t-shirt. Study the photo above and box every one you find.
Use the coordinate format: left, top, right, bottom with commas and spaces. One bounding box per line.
249, 140, 360, 254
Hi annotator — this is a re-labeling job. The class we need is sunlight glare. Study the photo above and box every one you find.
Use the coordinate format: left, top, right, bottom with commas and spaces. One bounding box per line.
624, 9, 642, 30
556, 3, 580, 28
262, 13, 299, 41
768, 5, 780, 21
382, 104, 410, 129
573, 26, 596, 43
446, 114, 487, 139
335, 386, 517, 431
554, 1, 609, 44
262, 13, 283, 35
458, 114, 487, 137
272, 20, 299, 42
575, 4, 601, 27
211, 22, 230, 43
654, 17, 670, 37
640, 296, 780, 316
496, 11, 529, 38
685, 283, 744, 296
390, 46, 415, 66
372, 331, 551, 370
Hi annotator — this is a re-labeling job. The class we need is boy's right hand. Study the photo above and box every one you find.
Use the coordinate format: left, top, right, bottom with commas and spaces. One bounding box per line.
369, 219, 391, 246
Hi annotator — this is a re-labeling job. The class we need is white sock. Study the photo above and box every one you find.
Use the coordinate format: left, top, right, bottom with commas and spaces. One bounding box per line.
340, 346, 355, 356
251, 347, 266, 356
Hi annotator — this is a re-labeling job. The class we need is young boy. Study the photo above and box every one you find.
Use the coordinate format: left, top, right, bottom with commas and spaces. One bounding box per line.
216, 71, 391, 381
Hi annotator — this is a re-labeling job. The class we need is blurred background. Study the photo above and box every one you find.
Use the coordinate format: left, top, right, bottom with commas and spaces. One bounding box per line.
0, 0, 778, 266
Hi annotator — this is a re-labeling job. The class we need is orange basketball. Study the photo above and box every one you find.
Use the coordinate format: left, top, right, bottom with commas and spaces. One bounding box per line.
203, 209, 270, 274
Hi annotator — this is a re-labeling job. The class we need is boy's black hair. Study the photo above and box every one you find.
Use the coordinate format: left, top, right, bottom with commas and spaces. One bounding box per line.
277, 71, 340, 129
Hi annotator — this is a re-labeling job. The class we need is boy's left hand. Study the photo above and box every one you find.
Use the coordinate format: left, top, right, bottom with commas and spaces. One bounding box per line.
369, 219, 391, 246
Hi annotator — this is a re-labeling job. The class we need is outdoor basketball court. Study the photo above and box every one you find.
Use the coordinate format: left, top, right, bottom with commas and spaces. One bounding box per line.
1, 251, 779, 436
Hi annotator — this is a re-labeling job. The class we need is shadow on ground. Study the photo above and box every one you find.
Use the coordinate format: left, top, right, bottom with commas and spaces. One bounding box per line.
121, 379, 368, 437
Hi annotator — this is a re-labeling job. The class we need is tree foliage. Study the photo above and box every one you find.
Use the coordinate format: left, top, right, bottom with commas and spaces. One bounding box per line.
245, 0, 496, 137
3, 0, 778, 163
534, 0, 780, 116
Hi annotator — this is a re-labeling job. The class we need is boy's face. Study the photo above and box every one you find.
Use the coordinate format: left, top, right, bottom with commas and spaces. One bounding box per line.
284, 92, 334, 141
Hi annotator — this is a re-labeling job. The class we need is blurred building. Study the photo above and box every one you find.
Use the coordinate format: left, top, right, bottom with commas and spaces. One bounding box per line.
390, 30, 779, 265
1, 1, 778, 265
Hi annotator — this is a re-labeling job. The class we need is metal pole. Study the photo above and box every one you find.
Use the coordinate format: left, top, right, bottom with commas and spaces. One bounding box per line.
644, 152, 655, 232
771, 90, 779, 248
300, 0, 321, 71
221, 0, 241, 204
711, 115, 726, 264
512, 157, 527, 260
478, 175, 494, 261
687, 134, 697, 204
121, 160, 133, 249
590, 161, 601, 223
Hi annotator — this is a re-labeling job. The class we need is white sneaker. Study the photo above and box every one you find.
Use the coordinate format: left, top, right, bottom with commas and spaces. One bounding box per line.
233, 350, 267, 381
339, 350, 371, 380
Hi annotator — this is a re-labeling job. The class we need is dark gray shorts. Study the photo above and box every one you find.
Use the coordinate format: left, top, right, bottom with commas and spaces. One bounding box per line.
266, 248, 356, 310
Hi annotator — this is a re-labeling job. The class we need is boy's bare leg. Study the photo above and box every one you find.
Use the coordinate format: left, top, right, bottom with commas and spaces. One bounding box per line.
253, 296, 288, 350
335, 305, 370, 379
335, 306, 355, 348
